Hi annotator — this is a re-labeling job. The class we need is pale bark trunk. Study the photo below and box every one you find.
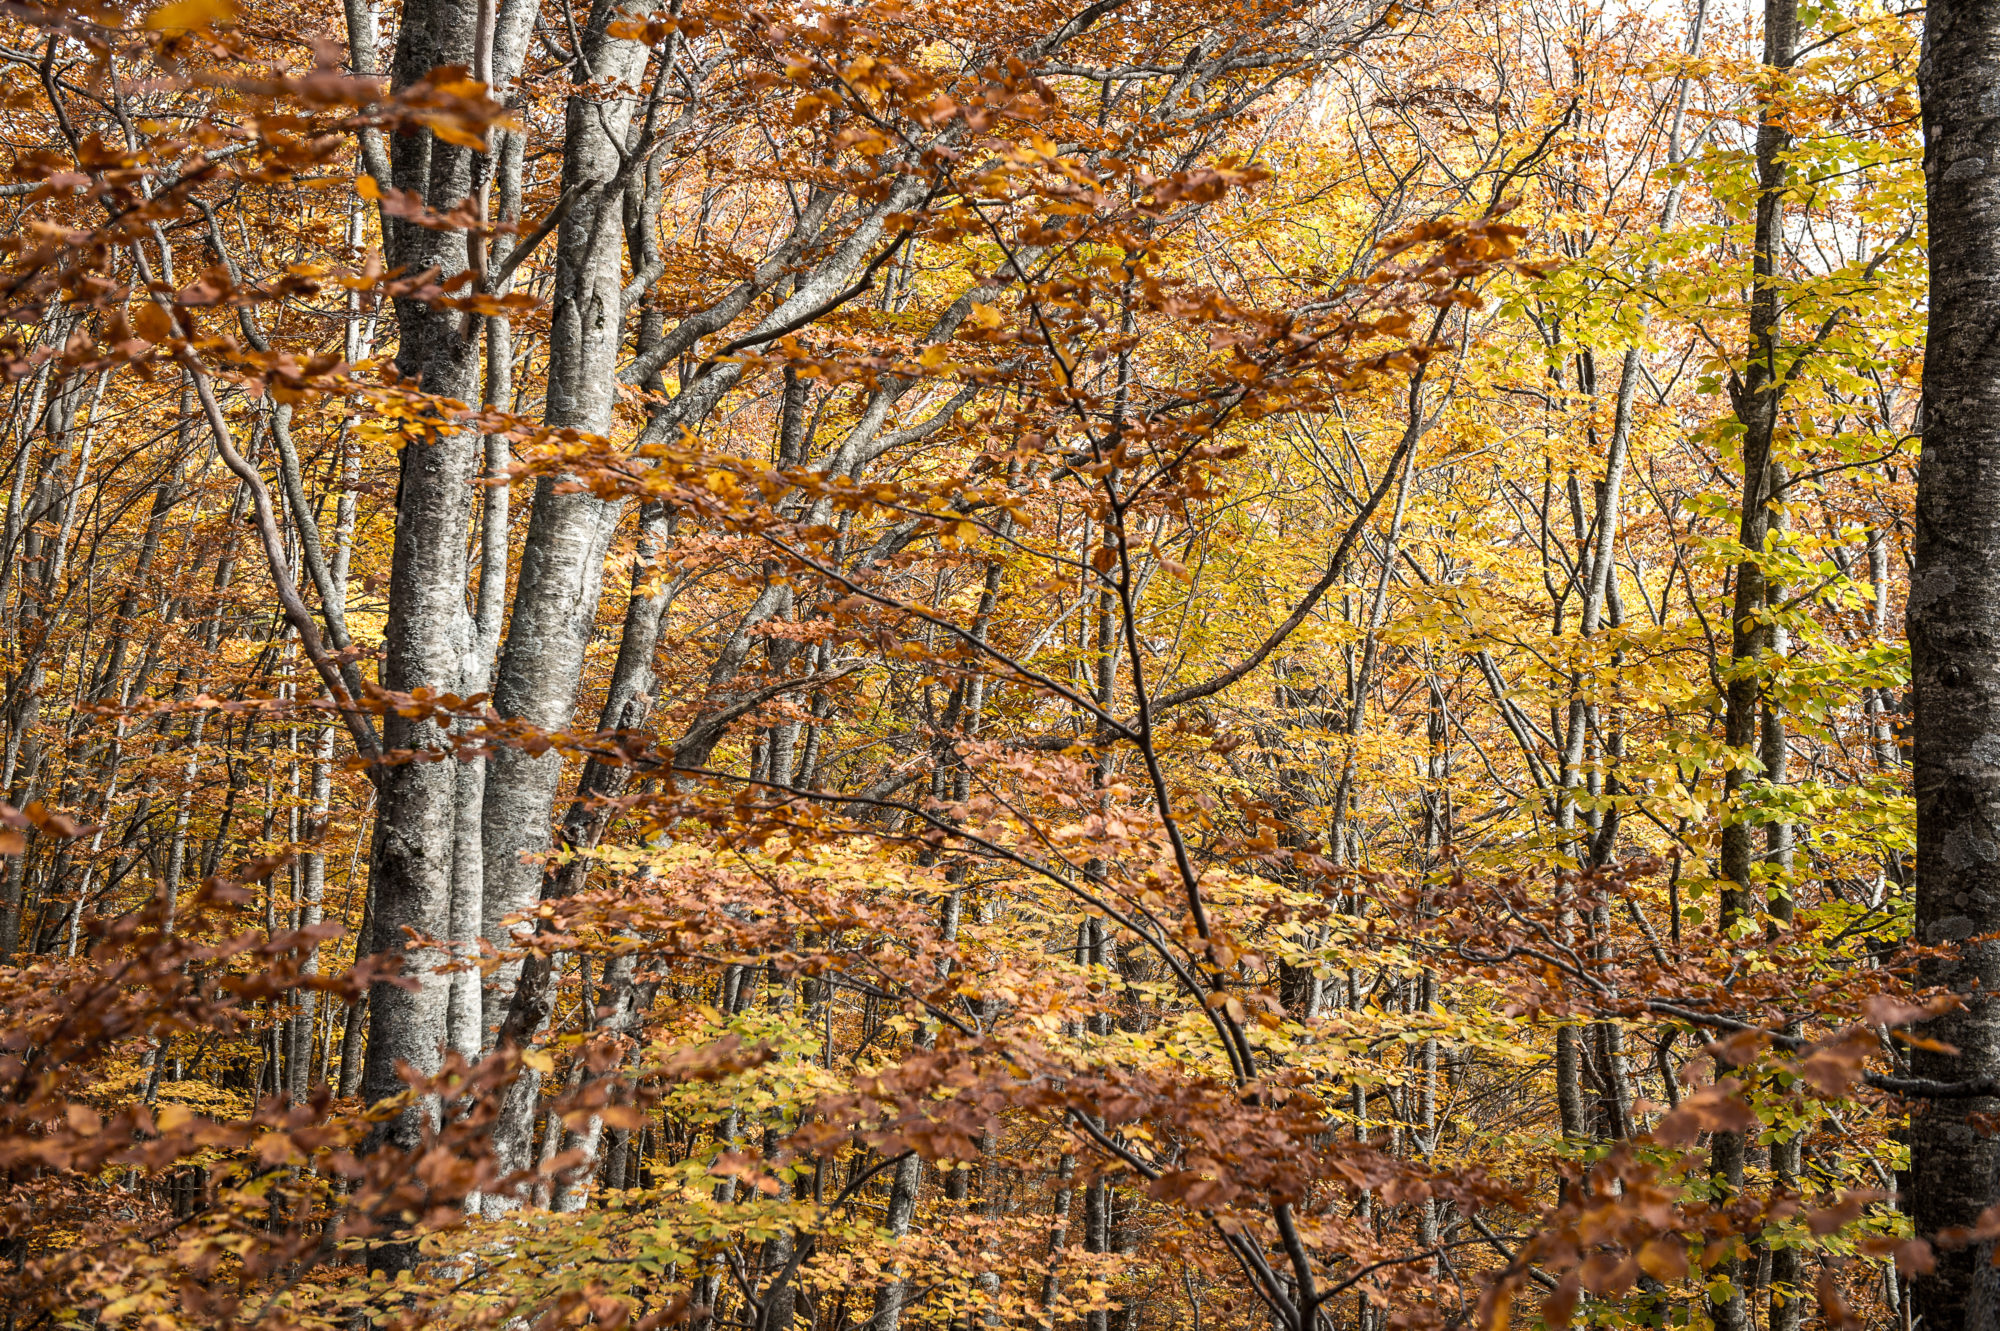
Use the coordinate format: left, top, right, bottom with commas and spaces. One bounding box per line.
359, 0, 484, 1188
289, 724, 333, 1100
480, 0, 652, 1005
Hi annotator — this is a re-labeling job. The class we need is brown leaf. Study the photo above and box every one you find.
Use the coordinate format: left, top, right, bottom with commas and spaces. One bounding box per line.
1653, 1080, 1757, 1145
598, 1103, 648, 1130
133, 301, 176, 344
1638, 1238, 1688, 1283
1899, 1240, 1937, 1276
1816, 1270, 1859, 1330
1541, 1273, 1579, 1329
1863, 994, 1935, 1026
1795, 1034, 1872, 1095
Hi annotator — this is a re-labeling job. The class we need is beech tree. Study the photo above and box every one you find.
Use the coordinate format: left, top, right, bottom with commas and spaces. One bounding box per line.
1911, 2, 2000, 1328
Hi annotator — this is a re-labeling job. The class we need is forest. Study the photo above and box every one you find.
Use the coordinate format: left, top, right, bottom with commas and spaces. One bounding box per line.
0, 0, 1989, 1328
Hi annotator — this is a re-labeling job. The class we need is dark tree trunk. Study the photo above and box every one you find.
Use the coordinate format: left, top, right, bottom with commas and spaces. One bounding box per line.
1709, 7, 1795, 1330
1912, 6, 2000, 1329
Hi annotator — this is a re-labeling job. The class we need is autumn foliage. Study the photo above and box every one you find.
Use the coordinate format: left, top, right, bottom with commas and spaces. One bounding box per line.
0, 0, 1943, 1329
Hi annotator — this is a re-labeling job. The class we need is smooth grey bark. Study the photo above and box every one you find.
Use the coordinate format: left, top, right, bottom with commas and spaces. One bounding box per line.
448, 4, 533, 1066
344, 0, 391, 189
484, 502, 682, 1202
869, 1152, 926, 1331
479, 167, 932, 1035
1912, 5, 2000, 1329
289, 723, 334, 1101
476, 112, 676, 1184
480, 0, 654, 1016
358, 0, 483, 1178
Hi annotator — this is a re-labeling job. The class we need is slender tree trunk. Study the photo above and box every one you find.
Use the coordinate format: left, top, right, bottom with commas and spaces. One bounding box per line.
1710, 8, 1795, 1330
289, 723, 333, 1100
1043, 1150, 1076, 1322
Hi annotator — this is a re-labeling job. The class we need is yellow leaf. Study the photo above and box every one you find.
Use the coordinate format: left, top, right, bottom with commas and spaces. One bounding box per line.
600, 1104, 647, 1129
356, 175, 382, 201
425, 119, 490, 152
522, 1049, 555, 1074
146, 0, 236, 31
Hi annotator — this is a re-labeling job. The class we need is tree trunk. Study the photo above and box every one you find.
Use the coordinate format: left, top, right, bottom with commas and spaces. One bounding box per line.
357, 0, 483, 1221
1710, 8, 1795, 1328
1911, 5, 2000, 1329
480, 0, 651, 1018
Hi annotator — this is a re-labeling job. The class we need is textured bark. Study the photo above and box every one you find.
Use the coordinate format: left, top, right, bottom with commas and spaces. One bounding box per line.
1043, 1150, 1076, 1314
1769, 1129, 1804, 1331
1085, 1171, 1111, 1331
869, 1151, 925, 1331
1911, 5, 2000, 1329
358, 0, 538, 1113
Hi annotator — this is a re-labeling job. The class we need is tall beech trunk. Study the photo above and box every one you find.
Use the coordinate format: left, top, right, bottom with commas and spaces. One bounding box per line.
357, 0, 483, 1180
359, 0, 536, 1168
450, 0, 532, 1064
1912, 5, 2000, 1328
480, 0, 652, 1014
